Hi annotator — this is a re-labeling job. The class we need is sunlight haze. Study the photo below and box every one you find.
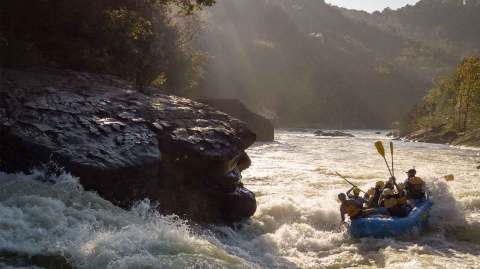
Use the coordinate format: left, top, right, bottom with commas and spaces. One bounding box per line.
2, 0, 480, 268
325, 0, 421, 12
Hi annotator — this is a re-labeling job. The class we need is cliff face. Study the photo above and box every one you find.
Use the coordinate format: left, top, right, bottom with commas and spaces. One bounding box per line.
0, 68, 257, 224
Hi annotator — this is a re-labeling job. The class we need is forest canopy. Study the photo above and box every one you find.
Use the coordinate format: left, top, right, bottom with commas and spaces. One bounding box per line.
0, 0, 214, 89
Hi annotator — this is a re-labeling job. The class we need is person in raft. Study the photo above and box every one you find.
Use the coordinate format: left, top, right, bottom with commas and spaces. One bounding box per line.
395, 183, 411, 210
378, 188, 410, 217
366, 181, 385, 208
384, 176, 397, 190
338, 192, 378, 223
338, 193, 364, 223
339, 169, 426, 222
346, 186, 367, 207
404, 168, 426, 202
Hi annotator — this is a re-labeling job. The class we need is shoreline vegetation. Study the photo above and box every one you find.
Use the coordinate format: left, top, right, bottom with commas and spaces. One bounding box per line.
401, 56, 480, 147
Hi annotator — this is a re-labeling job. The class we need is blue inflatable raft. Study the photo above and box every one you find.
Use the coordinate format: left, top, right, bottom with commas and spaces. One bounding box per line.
350, 200, 433, 238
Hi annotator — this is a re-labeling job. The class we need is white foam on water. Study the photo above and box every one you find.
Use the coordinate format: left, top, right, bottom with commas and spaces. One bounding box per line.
0, 170, 250, 269
427, 179, 467, 228
236, 130, 480, 268
213, 180, 477, 268
2, 129, 480, 268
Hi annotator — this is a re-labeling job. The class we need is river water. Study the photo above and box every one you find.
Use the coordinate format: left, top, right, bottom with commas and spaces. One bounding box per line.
1, 129, 480, 268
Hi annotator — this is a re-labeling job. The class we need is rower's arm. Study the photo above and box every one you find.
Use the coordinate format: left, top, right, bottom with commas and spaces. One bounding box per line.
346, 187, 354, 196
392, 177, 399, 190
340, 206, 345, 222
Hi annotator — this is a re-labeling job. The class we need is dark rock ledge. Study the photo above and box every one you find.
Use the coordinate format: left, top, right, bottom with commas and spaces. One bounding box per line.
0, 68, 257, 224
198, 99, 274, 142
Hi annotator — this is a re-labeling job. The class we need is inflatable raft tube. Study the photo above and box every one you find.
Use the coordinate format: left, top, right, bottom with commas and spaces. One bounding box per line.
350, 200, 433, 238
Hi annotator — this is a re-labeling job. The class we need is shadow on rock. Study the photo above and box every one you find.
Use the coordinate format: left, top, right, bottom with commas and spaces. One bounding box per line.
0, 67, 257, 224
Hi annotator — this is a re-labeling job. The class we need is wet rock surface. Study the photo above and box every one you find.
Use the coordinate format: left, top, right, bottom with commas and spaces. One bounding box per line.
404, 124, 480, 147
451, 129, 480, 147
403, 124, 456, 144
314, 130, 355, 137
0, 68, 257, 223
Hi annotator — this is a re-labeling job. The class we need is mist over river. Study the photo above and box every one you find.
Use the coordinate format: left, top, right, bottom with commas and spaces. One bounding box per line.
1, 129, 480, 268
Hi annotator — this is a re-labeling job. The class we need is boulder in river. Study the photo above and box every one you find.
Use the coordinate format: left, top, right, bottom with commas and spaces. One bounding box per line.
0, 67, 257, 224
314, 130, 355, 137
404, 124, 459, 144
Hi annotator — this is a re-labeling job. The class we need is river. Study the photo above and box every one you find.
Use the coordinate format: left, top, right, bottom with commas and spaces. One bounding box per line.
1, 129, 479, 268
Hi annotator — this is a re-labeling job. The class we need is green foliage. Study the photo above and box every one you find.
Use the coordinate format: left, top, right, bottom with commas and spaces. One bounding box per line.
406, 56, 480, 132
0, 0, 214, 90
454, 56, 480, 130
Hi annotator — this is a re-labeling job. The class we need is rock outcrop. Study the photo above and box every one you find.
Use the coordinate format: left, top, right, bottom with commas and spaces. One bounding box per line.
404, 124, 480, 147
198, 99, 274, 142
0, 68, 257, 224
314, 130, 355, 137
450, 129, 480, 147
386, 130, 400, 138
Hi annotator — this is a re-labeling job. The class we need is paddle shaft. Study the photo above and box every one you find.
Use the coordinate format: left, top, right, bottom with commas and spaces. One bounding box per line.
382, 156, 393, 178
335, 172, 366, 193
390, 142, 395, 177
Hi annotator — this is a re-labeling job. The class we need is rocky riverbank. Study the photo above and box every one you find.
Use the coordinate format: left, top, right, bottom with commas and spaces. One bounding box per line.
0, 67, 257, 224
403, 124, 480, 147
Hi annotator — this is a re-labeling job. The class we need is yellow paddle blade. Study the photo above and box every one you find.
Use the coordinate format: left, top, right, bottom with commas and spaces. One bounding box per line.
374, 141, 385, 157
444, 174, 454, 181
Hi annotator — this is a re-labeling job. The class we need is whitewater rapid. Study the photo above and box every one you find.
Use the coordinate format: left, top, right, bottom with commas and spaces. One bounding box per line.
1, 129, 480, 268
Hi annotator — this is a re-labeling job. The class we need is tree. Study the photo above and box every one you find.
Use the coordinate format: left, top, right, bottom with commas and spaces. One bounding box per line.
404, 56, 480, 133
455, 56, 480, 130
0, 0, 215, 90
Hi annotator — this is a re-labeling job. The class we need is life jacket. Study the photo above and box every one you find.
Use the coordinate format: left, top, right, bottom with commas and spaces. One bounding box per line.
381, 196, 409, 217
397, 195, 408, 205
343, 200, 361, 218
395, 190, 408, 205
381, 197, 398, 209
409, 177, 424, 187
406, 176, 425, 199
368, 188, 382, 208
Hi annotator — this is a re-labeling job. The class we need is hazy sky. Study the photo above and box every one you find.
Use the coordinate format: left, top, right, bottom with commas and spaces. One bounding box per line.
325, 0, 421, 13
